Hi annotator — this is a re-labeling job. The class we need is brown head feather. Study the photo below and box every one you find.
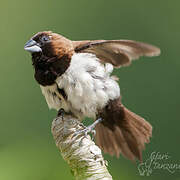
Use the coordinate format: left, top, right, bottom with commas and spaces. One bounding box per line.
29, 31, 74, 86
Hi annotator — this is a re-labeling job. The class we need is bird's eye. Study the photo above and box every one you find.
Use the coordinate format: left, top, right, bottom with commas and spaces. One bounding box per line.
41, 36, 50, 42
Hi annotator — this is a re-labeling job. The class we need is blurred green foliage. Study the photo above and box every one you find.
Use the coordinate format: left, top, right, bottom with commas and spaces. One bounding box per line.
0, 0, 179, 179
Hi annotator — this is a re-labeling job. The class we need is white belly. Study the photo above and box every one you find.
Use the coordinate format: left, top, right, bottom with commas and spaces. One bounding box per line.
40, 84, 70, 112
40, 53, 120, 119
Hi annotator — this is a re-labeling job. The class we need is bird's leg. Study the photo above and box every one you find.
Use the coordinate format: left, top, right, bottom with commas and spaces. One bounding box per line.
57, 108, 65, 120
75, 118, 103, 138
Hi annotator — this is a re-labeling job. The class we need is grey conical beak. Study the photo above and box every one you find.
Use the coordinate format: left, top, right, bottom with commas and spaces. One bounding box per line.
24, 39, 42, 53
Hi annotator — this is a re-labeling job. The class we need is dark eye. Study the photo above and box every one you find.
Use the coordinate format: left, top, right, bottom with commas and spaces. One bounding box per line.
41, 36, 50, 42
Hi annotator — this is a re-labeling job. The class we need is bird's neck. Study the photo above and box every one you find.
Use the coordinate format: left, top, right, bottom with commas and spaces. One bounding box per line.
32, 53, 71, 86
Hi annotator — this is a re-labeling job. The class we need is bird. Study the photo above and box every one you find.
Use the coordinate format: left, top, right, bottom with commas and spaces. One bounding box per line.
24, 31, 160, 161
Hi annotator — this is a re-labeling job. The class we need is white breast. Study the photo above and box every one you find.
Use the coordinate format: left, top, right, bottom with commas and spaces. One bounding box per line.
41, 53, 120, 119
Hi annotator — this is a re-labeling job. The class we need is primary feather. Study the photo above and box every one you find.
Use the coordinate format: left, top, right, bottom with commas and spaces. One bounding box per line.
73, 40, 160, 67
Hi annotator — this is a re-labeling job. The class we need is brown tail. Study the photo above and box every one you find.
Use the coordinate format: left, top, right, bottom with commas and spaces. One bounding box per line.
95, 98, 152, 161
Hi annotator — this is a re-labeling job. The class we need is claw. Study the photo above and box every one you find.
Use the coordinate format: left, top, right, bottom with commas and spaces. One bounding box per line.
57, 108, 65, 120
91, 129, 96, 140
73, 118, 103, 139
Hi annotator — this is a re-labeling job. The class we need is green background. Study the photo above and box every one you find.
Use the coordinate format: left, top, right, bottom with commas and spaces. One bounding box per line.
0, 0, 179, 179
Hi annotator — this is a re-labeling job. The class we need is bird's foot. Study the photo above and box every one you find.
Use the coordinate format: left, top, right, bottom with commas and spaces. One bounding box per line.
74, 118, 103, 139
57, 108, 65, 120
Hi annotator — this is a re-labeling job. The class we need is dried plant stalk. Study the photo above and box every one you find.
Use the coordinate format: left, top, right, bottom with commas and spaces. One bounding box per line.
51, 114, 113, 180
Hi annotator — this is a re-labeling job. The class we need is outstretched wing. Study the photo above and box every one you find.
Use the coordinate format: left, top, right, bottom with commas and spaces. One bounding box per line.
73, 40, 160, 67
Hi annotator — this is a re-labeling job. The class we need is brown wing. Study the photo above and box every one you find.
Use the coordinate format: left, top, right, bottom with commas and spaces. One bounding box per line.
73, 40, 160, 67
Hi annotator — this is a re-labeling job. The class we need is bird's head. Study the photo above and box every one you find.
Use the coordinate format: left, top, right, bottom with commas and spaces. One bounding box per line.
24, 31, 74, 60
24, 31, 74, 85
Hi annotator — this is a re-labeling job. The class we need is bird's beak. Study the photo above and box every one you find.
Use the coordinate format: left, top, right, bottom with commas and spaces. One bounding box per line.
24, 39, 42, 53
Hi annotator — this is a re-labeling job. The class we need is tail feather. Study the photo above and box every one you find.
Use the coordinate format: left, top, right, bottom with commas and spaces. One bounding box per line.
95, 99, 152, 161
124, 107, 152, 140
113, 126, 135, 160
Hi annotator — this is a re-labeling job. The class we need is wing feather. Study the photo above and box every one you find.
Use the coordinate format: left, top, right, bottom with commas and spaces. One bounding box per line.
73, 40, 160, 67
